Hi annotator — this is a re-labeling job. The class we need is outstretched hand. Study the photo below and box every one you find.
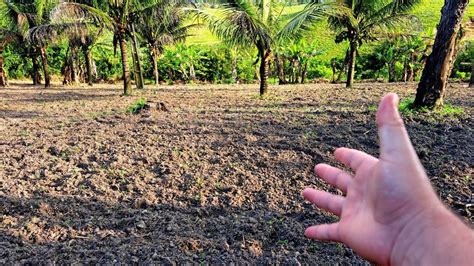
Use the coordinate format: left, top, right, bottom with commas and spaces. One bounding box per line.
303, 94, 446, 264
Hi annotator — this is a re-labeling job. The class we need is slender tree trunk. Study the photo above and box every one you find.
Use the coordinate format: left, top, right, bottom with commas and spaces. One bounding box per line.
388, 59, 396, 82
131, 24, 144, 89
0, 48, 7, 87
346, 41, 357, 88
259, 48, 270, 96
151, 48, 160, 85
83, 45, 93, 86
118, 30, 132, 95
275, 54, 286, 85
469, 63, 474, 87
403, 58, 408, 82
63, 45, 72, 85
32, 54, 42, 85
301, 62, 308, 84
331, 60, 337, 83
414, 0, 469, 108
39, 46, 50, 88
70, 45, 78, 84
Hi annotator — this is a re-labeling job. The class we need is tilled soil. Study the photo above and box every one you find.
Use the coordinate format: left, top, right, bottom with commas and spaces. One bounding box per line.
0, 82, 472, 264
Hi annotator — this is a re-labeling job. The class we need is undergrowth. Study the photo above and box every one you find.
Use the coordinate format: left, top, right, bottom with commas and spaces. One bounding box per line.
127, 98, 147, 114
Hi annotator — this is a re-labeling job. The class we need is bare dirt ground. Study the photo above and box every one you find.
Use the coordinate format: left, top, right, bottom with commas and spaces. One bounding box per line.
0, 82, 472, 264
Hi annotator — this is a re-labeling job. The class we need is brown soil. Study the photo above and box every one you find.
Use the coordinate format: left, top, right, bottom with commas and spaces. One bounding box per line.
0, 82, 472, 264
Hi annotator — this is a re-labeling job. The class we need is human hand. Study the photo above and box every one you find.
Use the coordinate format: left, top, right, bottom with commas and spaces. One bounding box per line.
302, 93, 473, 265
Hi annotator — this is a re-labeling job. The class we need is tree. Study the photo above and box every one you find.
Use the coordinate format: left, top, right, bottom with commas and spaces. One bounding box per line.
129, 23, 144, 89
0, 0, 56, 87
54, 0, 161, 95
414, 0, 470, 108
194, 0, 285, 95
27, 16, 103, 86
134, 0, 192, 85
284, 0, 420, 88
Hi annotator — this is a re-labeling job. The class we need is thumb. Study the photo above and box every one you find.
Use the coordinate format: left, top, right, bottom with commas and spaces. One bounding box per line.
376, 93, 417, 161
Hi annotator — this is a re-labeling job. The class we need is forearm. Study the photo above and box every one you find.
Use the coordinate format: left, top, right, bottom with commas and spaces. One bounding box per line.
391, 204, 474, 266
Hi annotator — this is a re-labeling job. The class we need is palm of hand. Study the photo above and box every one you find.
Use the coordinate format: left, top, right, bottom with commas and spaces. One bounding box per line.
338, 157, 415, 263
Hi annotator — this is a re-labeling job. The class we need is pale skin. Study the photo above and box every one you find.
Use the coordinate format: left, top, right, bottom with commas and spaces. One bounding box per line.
303, 93, 474, 265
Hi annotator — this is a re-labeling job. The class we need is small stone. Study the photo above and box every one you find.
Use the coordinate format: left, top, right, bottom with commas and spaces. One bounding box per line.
136, 220, 146, 229
248, 217, 258, 224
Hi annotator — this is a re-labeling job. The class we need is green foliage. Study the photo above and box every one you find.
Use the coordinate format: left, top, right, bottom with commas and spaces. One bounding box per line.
357, 36, 427, 81
452, 40, 474, 81
154, 43, 254, 83
127, 98, 147, 114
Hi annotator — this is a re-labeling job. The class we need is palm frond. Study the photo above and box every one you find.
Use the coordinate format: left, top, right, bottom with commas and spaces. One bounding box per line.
278, 2, 332, 40
192, 0, 271, 48
26, 22, 89, 45
51, 2, 113, 30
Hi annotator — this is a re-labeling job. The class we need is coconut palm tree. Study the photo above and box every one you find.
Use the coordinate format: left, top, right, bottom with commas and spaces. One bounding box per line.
193, 0, 287, 95
284, 0, 420, 88
54, 0, 161, 95
27, 15, 104, 86
0, 0, 57, 87
133, 0, 192, 85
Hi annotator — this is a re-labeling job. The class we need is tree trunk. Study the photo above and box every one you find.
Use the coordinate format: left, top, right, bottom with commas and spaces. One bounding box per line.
259, 48, 270, 96
83, 45, 93, 86
301, 62, 308, 84
414, 0, 469, 109
131, 24, 144, 89
31, 54, 42, 85
39, 46, 50, 88
388, 59, 396, 82
470, 63, 474, 87
331, 59, 337, 83
276, 54, 286, 84
118, 31, 132, 95
0, 49, 8, 87
403, 58, 408, 82
346, 41, 357, 88
70, 45, 78, 84
151, 48, 160, 85
63, 45, 72, 85
231, 56, 238, 83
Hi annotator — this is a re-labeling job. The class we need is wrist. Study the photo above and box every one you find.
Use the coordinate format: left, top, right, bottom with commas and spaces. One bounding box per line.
390, 204, 474, 265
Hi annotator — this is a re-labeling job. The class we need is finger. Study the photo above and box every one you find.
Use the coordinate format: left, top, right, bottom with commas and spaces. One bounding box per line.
334, 148, 377, 172
302, 188, 344, 216
376, 93, 417, 160
314, 164, 353, 193
305, 223, 341, 242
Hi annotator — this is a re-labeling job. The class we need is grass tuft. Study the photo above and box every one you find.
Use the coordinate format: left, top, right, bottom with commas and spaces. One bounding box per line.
127, 98, 147, 114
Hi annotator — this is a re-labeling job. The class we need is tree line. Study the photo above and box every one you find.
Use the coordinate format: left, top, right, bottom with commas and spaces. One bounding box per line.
0, 0, 472, 110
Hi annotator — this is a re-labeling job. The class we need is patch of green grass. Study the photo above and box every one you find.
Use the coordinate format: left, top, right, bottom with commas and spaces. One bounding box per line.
464, 175, 471, 182
398, 98, 464, 116
367, 105, 377, 112
126, 98, 147, 114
